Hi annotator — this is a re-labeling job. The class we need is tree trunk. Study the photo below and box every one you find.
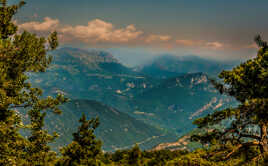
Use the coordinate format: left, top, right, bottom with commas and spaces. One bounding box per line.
260, 124, 268, 153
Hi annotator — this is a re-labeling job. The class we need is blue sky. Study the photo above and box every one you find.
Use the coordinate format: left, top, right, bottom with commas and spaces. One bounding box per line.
11, 0, 268, 63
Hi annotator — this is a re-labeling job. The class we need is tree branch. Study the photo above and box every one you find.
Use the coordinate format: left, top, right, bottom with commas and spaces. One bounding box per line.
8, 104, 31, 109
224, 141, 259, 160
240, 133, 261, 141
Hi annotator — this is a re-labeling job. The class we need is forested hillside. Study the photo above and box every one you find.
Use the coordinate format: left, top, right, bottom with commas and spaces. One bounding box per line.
30, 47, 236, 136
42, 99, 177, 151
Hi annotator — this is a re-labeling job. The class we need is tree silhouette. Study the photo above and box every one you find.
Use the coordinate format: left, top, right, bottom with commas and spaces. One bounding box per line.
192, 35, 268, 164
0, 0, 67, 165
57, 114, 102, 166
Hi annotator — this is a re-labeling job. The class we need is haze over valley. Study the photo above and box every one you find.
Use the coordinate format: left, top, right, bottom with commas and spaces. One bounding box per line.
26, 47, 238, 151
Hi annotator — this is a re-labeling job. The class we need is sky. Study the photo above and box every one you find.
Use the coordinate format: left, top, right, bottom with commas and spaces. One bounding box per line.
9, 0, 268, 65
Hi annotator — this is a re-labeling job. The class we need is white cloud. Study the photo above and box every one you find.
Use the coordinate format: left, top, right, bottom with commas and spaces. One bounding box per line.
19, 17, 59, 32
145, 34, 172, 43
205, 42, 223, 49
60, 19, 143, 44
18, 17, 226, 50
18, 17, 177, 46
176, 39, 224, 49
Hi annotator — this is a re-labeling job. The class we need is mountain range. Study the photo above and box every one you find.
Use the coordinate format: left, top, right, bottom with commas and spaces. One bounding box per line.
29, 47, 237, 151
136, 54, 237, 78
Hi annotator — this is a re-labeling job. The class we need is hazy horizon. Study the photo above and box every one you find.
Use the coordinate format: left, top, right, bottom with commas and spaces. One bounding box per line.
11, 0, 265, 65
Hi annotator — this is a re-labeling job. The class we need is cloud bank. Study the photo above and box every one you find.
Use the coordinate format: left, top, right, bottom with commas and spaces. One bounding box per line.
60, 19, 143, 43
19, 17, 60, 33
18, 17, 243, 52
18, 17, 172, 45
145, 35, 172, 43
175, 39, 224, 49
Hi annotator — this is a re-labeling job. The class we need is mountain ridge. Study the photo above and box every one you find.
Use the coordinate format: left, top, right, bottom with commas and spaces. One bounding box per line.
29, 47, 236, 150
136, 54, 236, 78
43, 99, 177, 152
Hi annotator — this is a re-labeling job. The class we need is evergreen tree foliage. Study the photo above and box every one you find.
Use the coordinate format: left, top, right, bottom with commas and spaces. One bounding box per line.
126, 144, 143, 166
57, 114, 102, 166
0, 0, 67, 165
191, 36, 268, 164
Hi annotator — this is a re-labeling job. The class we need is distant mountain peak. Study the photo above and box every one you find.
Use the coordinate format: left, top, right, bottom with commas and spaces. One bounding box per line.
138, 54, 235, 78
49, 47, 138, 75
55, 47, 119, 64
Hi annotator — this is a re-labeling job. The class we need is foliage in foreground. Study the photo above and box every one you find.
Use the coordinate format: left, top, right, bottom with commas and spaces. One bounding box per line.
0, 0, 68, 165
190, 35, 268, 165
57, 115, 102, 166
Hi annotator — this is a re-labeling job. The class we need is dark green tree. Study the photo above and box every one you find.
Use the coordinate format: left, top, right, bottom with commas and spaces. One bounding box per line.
0, 0, 67, 165
192, 35, 268, 164
126, 144, 142, 166
57, 114, 102, 166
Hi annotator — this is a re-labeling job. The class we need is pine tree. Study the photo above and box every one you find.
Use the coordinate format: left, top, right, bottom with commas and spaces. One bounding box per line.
0, 0, 67, 165
127, 144, 142, 166
57, 114, 102, 166
192, 35, 268, 164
